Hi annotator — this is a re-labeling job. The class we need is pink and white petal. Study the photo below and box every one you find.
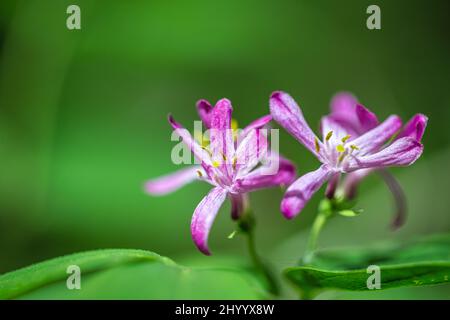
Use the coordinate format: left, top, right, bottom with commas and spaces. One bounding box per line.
350, 115, 402, 155
321, 116, 354, 143
281, 165, 333, 219
209, 99, 235, 161
145, 166, 204, 195
191, 187, 228, 255
240, 115, 272, 139
235, 128, 268, 177
235, 156, 296, 192
397, 114, 428, 142
356, 104, 379, 132
196, 99, 213, 128
270, 91, 323, 160
347, 137, 423, 171
168, 115, 213, 167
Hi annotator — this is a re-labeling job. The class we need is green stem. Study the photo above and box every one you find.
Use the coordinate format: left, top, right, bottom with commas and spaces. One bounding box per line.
238, 211, 279, 296
302, 199, 333, 265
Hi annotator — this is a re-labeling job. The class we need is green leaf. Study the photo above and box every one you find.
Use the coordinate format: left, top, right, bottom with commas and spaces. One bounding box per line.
338, 209, 360, 217
0, 249, 268, 299
284, 234, 450, 293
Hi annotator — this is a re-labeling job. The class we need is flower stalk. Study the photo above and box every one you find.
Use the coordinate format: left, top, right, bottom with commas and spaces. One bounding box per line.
238, 209, 279, 296
302, 199, 333, 264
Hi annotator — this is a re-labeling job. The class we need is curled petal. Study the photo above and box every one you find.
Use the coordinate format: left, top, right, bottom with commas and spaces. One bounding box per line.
196, 99, 213, 128
350, 115, 402, 155
347, 137, 423, 171
281, 165, 333, 219
230, 193, 245, 220
356, 104, 379, 132
191, 187, 228, 255
377, 169, 407, 230
235, 128, 268, 177
145, 166, 203, 195
397, 114, 428, 142
168, 115, 213, 168
235, 155, 296, 192
270, 91, 323, 160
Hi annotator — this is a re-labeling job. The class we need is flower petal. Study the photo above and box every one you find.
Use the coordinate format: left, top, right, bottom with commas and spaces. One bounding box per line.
330, 92, 359, 116
350, 115, 402, 155
281, 165, 333, 219
270, 91, 323, 159
343, 169, 372, 199
235, 128, 268, 177
191, 187, 228, 255
347, 137, 423, 170
325, 172, 340, 199
397, 114, 428, 142
356, 104, 379, 132
196, 99, 213, 128
235, 155, 296, 192
329, 92, 360, 134
230, 193, 245, 220
168, 114, 213, 168
209, 99, 235, 163
321, 116, 352, 143
377, 169, 407, 230
240, 114, 272, 138
329, 93, 378, 136
145, 166, 203, 195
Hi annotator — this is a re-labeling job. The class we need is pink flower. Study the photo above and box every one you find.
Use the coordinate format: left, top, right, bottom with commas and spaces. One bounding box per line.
270, 91, 426, 220
146, 98, 296, 254
327, 92, 428, 228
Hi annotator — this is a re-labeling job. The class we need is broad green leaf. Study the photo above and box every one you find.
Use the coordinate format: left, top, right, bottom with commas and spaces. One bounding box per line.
284, 234, 450, 293
0, 249, 268, 299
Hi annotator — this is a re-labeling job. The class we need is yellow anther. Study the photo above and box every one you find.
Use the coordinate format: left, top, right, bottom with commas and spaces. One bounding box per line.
231, 118, 239, 141
231, 118, 239, 131
341, 134, 351, 143
326, 131, 333, 141
212, 160, 221, 168
350, 144, 360, 151
314, 138, 321, 153
221, 153, 227, 161
196, 170, 203, 178
232, 157, 237, 170
336, 144, 345, 153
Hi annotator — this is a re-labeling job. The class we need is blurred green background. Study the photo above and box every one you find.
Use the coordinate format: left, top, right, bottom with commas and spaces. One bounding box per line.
0, 0, 449, 298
